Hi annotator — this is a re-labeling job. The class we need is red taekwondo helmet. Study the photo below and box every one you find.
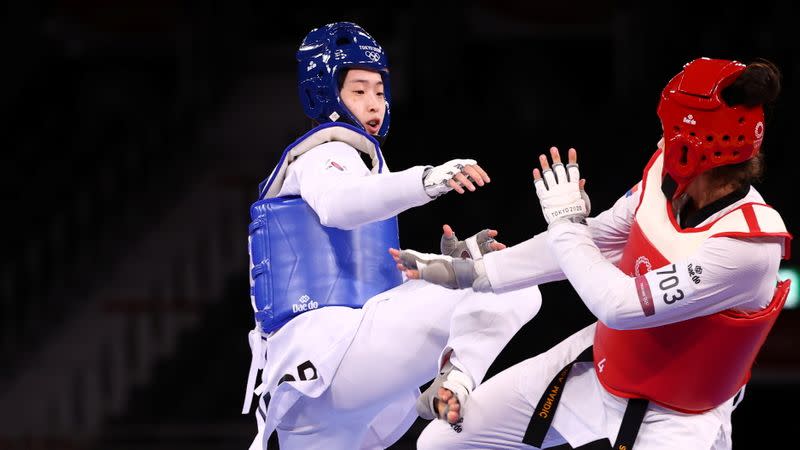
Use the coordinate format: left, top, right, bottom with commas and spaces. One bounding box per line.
657, 58, 765, 198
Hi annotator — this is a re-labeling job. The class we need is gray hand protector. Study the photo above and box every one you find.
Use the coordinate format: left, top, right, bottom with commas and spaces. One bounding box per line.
398, 250, 491, 291
440, 229, 496, 259
580, 186, 591, 218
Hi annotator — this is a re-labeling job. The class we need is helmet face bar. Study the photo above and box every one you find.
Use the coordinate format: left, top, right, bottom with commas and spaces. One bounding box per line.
657, 58, 764, 198
296, 22, 392, 137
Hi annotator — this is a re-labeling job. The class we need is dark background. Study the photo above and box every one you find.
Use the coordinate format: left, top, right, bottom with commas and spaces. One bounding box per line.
2, 1, 798, 449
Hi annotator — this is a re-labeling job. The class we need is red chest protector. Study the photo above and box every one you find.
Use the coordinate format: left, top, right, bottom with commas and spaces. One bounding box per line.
594, 150, 792, 413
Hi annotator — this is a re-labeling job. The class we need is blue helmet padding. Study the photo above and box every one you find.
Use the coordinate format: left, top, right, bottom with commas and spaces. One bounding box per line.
296, 22, 391, 137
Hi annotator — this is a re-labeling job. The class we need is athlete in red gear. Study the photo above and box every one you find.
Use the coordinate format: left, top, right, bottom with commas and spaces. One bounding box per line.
397, 58, 791, 450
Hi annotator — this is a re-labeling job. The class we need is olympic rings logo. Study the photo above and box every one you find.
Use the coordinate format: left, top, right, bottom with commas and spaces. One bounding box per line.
634, 256, 652, 277
755, 121, 764, 139
364, 51, 381, 62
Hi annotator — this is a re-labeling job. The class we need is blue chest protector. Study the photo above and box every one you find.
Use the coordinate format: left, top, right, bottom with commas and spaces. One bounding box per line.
248, 124, 403, 333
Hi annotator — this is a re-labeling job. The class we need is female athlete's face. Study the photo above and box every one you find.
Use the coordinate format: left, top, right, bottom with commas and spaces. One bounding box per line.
340, 69, 386, 136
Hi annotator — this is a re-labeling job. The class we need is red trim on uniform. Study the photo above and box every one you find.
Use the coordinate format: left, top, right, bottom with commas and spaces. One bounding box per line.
741, 204, 760, 232
665, 202, 777, 235
634, 276, 656, 316
634, 149, 662, 215
711, 231, 793, 260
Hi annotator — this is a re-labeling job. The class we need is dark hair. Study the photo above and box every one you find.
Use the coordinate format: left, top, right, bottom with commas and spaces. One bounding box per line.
337, 68, 350, 90
711, 59, 781, 188
721, 59, 781, 108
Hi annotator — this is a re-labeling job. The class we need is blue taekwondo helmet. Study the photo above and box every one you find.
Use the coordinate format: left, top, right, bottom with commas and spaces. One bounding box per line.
297, 22, 391, 138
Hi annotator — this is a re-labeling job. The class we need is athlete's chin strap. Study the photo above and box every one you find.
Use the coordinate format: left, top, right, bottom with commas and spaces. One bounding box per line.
242, 328, 268, 414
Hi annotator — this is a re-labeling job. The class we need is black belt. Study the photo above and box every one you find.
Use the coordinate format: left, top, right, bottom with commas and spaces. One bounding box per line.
612, 398, 648, 450
522, 346, 649, 450
522, 346, 593, 446
267, 429, 280, 450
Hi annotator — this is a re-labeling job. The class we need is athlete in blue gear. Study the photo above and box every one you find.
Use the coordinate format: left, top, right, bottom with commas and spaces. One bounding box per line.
241, 22, 543, 449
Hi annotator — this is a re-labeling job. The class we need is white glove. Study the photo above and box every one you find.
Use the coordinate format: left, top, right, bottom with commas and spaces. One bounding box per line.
423, 159, 477, 198
534, 162, 589, 227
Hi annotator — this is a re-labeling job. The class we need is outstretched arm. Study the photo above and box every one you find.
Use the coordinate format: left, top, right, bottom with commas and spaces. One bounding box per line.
534, 147, 781, 329
392, 182, 638, 290
287, 142, 489, 229
484, 185, 635, 290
